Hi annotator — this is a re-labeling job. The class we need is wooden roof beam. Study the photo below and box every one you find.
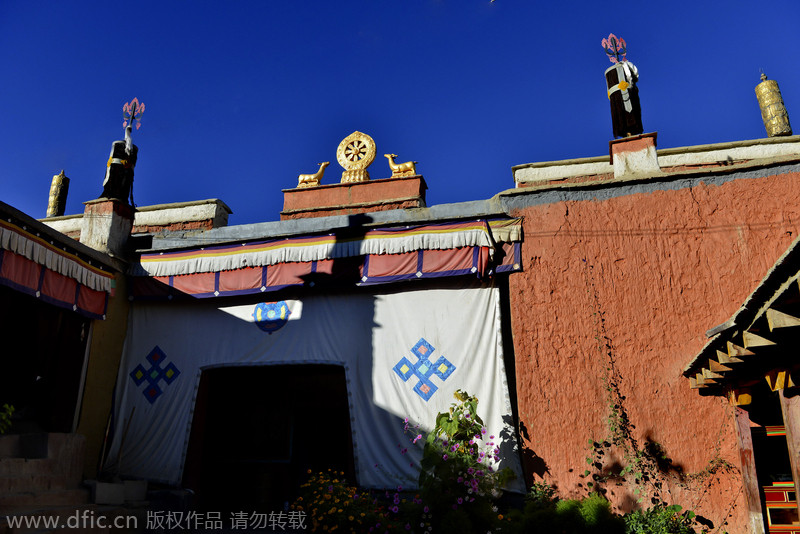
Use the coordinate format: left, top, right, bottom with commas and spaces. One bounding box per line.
728, 341, 755, 359
702, 368, 723, 380
742, 331, 776, 349
766, 308, 800, 331
717, 349, 743, 365
765, 370, 796, 392
709, 359, 734, 373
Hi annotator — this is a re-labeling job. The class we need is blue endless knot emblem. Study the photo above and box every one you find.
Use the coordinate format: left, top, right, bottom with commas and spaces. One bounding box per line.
393, 338, 456, 402
129, 346, 180, 404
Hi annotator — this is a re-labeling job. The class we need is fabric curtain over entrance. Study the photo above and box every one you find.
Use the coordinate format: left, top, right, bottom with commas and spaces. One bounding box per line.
106, 281, 524, 491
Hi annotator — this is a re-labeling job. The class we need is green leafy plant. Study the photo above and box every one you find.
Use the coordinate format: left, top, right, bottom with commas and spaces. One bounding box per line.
517, 493, 625, 534
0, 404, 14, 434
417, 389, 516, 533
527, 481, 557, 507
624, 504, 696, 534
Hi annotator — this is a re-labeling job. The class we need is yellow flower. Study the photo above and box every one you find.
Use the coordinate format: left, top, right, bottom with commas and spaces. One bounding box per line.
348, 516, 354, 521
498, 514, 504, 520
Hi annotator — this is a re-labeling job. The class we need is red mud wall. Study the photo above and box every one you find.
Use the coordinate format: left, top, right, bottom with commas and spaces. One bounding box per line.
507, 171, 800, 531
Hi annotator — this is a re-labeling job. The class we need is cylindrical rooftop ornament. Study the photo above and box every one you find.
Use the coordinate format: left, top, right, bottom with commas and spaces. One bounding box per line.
46, 170, 70, 218
101, 98, 144, 204
756, 73, 792, 137
602, 33, 643, 139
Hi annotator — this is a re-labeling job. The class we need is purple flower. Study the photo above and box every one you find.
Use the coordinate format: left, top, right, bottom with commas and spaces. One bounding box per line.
489, 435, 494, 439
465, 413, 470, 418
457, 497, 463, 504
391, 505, 399, 513
457, 477, 463, 483
413, 434, 422, 444
467, 467, 475, 474
442, 454, 449, 461
424, 506, 429, 513
481, 427, 487, 435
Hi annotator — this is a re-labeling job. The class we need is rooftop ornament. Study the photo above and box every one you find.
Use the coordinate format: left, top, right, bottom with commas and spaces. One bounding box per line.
338, 131, 376, 183
756, 72, 792, 137
101, 98, 145, 204
123, 98, 145, 150
602, 33, 643, 138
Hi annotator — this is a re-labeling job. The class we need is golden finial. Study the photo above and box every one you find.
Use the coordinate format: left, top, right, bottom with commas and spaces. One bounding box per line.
384, 154, 418, 177
297, 162, 330, 188
337, 131, 376, 183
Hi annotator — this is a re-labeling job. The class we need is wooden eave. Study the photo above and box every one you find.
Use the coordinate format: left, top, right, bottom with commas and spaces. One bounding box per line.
684, 235, 800, 397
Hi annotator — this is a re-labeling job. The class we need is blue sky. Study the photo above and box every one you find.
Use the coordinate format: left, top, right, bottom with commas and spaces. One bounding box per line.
2, 1, 799, 225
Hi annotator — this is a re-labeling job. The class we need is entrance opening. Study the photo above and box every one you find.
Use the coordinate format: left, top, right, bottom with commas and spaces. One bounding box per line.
183, 364, 355, 511
746, 383, 799, 531
0, 285, 89, 433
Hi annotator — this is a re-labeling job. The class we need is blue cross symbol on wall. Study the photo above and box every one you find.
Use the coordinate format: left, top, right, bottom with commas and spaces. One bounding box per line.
393, 338, 456, 401
129, 346, 181, 404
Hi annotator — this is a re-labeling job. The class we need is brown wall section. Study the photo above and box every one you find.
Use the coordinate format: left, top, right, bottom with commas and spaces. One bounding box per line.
507, 171, 800, 531
76, 273, 131, 479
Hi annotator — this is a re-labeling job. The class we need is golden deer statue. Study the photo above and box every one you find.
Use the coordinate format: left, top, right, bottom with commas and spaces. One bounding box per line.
384, 154, 417, 177
297, 162, 330, 188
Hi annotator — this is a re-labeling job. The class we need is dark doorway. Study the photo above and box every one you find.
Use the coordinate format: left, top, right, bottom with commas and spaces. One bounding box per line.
746, 382, 800, 531
183, 364, 355, 512
0, 285, 89, 433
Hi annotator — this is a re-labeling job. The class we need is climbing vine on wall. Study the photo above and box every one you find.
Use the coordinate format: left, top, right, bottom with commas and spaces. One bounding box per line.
580, 257, 738, 529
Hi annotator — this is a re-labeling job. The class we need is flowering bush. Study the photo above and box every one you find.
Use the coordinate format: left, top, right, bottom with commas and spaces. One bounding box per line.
290, 391, 698, 533
414, 390, 515, 533
292, 469, 429, 533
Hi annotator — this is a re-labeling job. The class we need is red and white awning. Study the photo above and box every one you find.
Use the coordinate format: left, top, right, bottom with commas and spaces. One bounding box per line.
0, 219, 114, 318
132, 219, 522, 299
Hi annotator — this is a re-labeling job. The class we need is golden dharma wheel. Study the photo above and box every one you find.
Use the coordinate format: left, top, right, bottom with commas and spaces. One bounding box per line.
337, 131, 375, 183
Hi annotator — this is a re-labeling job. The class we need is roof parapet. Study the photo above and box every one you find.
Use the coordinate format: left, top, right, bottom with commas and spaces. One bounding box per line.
513, 135, 800, 187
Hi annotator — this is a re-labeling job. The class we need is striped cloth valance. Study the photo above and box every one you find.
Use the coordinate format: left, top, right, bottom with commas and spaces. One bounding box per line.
134, 219, 522, 279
